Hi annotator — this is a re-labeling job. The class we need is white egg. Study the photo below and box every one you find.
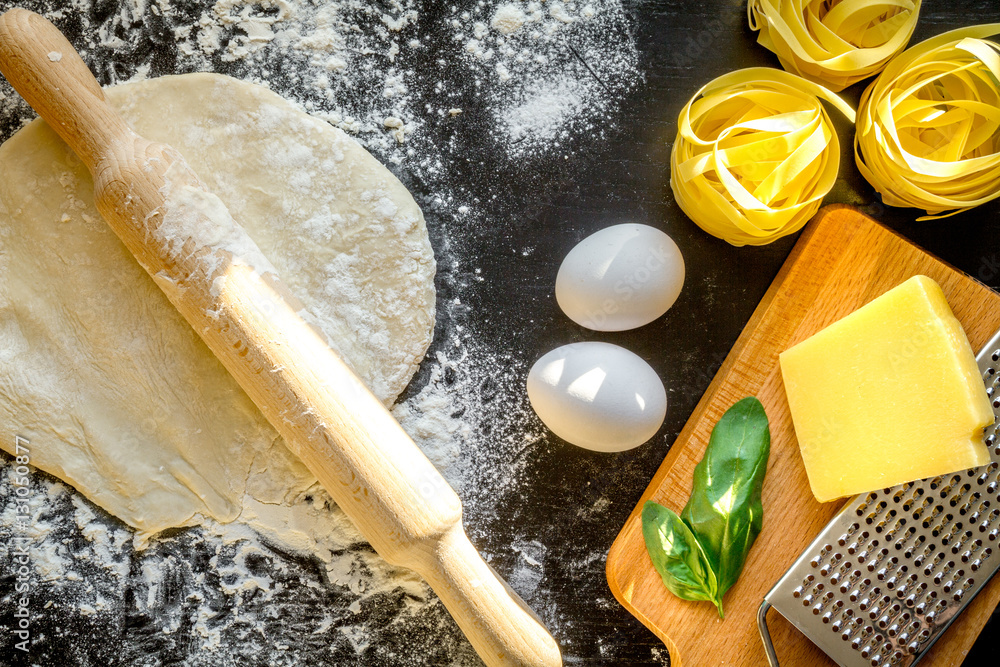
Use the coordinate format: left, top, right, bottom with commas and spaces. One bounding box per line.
555, 223, 685, 331
527, 342, 667, 452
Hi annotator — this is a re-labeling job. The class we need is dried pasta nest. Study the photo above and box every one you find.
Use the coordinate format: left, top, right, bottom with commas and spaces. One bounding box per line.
855, 26, 1000, 220
670, 68, 855, 247
748, 0, 921, 92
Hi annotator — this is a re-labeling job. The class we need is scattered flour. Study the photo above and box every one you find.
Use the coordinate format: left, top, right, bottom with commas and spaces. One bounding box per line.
491, 4, 528, 35
0, 0, 640, 163
446, 1, 640, 156
509, 538, 547, 596
505, 77, 586, 145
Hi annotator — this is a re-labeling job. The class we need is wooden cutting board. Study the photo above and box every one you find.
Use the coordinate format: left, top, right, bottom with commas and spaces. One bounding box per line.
606, 205, 1000, 666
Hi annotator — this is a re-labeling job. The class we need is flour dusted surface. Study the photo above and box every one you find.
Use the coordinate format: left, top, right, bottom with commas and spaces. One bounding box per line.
0, 0, 641, 665
0, 0, 640, 162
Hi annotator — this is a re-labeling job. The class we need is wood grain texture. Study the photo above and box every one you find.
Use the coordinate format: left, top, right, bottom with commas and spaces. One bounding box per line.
0, 9, 561, 667
606, 205, 1000, 667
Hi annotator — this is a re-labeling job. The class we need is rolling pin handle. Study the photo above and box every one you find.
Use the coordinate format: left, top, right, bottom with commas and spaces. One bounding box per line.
0, 8, 134, 172
419, 523, 562, 667
758, 600, 781, 667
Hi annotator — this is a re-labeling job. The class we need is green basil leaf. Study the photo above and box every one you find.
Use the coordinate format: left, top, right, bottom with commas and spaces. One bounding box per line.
641, 500, 720, 614
681, 396, 770, 602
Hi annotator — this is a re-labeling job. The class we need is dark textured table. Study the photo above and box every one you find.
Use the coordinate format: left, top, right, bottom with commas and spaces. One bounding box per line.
1, 1, 999, 665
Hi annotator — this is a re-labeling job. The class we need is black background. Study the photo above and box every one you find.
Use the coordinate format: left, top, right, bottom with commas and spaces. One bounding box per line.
2, 1, 1000, 665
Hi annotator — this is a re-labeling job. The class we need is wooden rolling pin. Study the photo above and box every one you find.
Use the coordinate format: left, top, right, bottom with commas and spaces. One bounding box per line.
0, 9, 561, 667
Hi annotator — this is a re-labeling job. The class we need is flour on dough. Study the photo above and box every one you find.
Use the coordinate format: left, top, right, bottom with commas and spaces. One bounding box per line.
0, 73, 435, 540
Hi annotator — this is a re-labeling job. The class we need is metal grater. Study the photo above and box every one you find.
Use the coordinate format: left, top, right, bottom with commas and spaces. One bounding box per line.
758, 328, 1000, 667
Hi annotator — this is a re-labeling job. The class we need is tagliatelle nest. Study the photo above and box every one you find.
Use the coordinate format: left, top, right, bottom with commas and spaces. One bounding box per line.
670, 68, 855, 247
855, 25, 1000, 220
748, 0, 921, 92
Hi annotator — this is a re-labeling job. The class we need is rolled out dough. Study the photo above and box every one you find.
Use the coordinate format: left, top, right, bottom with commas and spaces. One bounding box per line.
0, 73, 436, 538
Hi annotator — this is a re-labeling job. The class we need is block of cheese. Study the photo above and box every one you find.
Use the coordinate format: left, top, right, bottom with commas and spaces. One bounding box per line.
780, 275, 993, 502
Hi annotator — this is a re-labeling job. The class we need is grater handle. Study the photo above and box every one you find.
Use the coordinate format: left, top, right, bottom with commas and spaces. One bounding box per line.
757, 601, 781, 667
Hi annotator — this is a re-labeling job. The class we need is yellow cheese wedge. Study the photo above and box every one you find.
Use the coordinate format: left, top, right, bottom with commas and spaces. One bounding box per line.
780, 275, 993, 502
